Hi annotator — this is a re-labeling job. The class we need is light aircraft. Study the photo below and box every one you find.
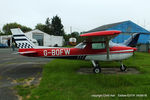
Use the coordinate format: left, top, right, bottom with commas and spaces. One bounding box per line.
11, 28, 138, 73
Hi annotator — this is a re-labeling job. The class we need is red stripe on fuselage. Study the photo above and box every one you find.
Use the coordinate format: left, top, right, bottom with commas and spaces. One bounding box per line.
18, 46, 136, 57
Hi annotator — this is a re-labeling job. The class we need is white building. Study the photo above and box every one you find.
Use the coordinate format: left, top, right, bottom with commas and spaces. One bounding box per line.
25, 29, 64, 47
0, 29, 64, 47
0, 35, 12, 46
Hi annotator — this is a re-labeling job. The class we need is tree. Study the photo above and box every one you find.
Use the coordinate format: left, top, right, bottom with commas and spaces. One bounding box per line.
71, 32, 79, 37
0, 30, 3, 35
35, 23, 52, 35
35, 23, 47, 32
64, 34, 71, 42
45, 17, 53, 35
21, 25, 32, 32
35, 16, 65, 36
2, 22, 32, 35
45, 17, 51, 28
51, 15, 65, 36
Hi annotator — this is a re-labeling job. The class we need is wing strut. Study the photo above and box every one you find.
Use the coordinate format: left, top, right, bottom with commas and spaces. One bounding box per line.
106, 37, 110, 60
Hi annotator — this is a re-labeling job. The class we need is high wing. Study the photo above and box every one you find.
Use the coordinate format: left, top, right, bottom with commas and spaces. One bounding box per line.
80, 30, 121, 37
80, 30, 121, 59
80, 30, 121, 42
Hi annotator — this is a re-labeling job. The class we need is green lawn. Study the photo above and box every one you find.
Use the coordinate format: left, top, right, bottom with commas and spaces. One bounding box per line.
15, 52, 150, 100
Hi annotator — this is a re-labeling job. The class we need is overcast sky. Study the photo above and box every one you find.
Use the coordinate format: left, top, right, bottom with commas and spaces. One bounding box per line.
0, 0, 150, 33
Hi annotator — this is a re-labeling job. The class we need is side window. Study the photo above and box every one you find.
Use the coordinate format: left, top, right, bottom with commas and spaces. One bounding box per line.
75, 42, 86, 49
92, 43, 105, 49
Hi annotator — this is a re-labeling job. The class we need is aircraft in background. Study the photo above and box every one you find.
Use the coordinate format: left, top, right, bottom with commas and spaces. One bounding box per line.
11, 28, 137, 73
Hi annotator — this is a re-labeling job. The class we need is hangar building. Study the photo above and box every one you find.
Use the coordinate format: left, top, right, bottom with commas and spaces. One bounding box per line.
0, 29, 64, 47
87, 20, 150, 52
25, 29, 64, 47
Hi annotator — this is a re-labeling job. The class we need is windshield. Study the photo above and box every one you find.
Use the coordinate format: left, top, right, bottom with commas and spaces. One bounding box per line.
75, 42, 86, 49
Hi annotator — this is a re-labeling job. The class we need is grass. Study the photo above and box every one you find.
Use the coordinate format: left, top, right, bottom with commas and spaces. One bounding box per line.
14, 52, 150, 100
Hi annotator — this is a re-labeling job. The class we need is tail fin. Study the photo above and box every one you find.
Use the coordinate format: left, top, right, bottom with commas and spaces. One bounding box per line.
11, 28, 35, 48
123, 33, 140, 47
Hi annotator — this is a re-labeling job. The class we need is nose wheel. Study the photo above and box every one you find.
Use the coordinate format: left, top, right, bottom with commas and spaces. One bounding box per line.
120, 62, 127, 71
91, 60, 101, 73
93, 67, 101, 73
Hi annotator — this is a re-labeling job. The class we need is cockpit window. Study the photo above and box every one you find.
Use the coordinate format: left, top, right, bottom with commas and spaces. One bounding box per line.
92, 43, 105, 49
75, 42, 86, 49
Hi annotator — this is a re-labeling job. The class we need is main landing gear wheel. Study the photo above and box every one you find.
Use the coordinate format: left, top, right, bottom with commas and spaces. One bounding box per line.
91, 60, 101, 73
120, 64, 127, 71
93, 67, 101, 73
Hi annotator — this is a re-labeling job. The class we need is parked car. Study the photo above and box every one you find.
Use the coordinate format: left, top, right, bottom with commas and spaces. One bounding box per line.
0, 43, 8, 48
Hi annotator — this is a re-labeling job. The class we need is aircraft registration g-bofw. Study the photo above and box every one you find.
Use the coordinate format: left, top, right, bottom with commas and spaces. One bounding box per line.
11, 28, 139, 73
